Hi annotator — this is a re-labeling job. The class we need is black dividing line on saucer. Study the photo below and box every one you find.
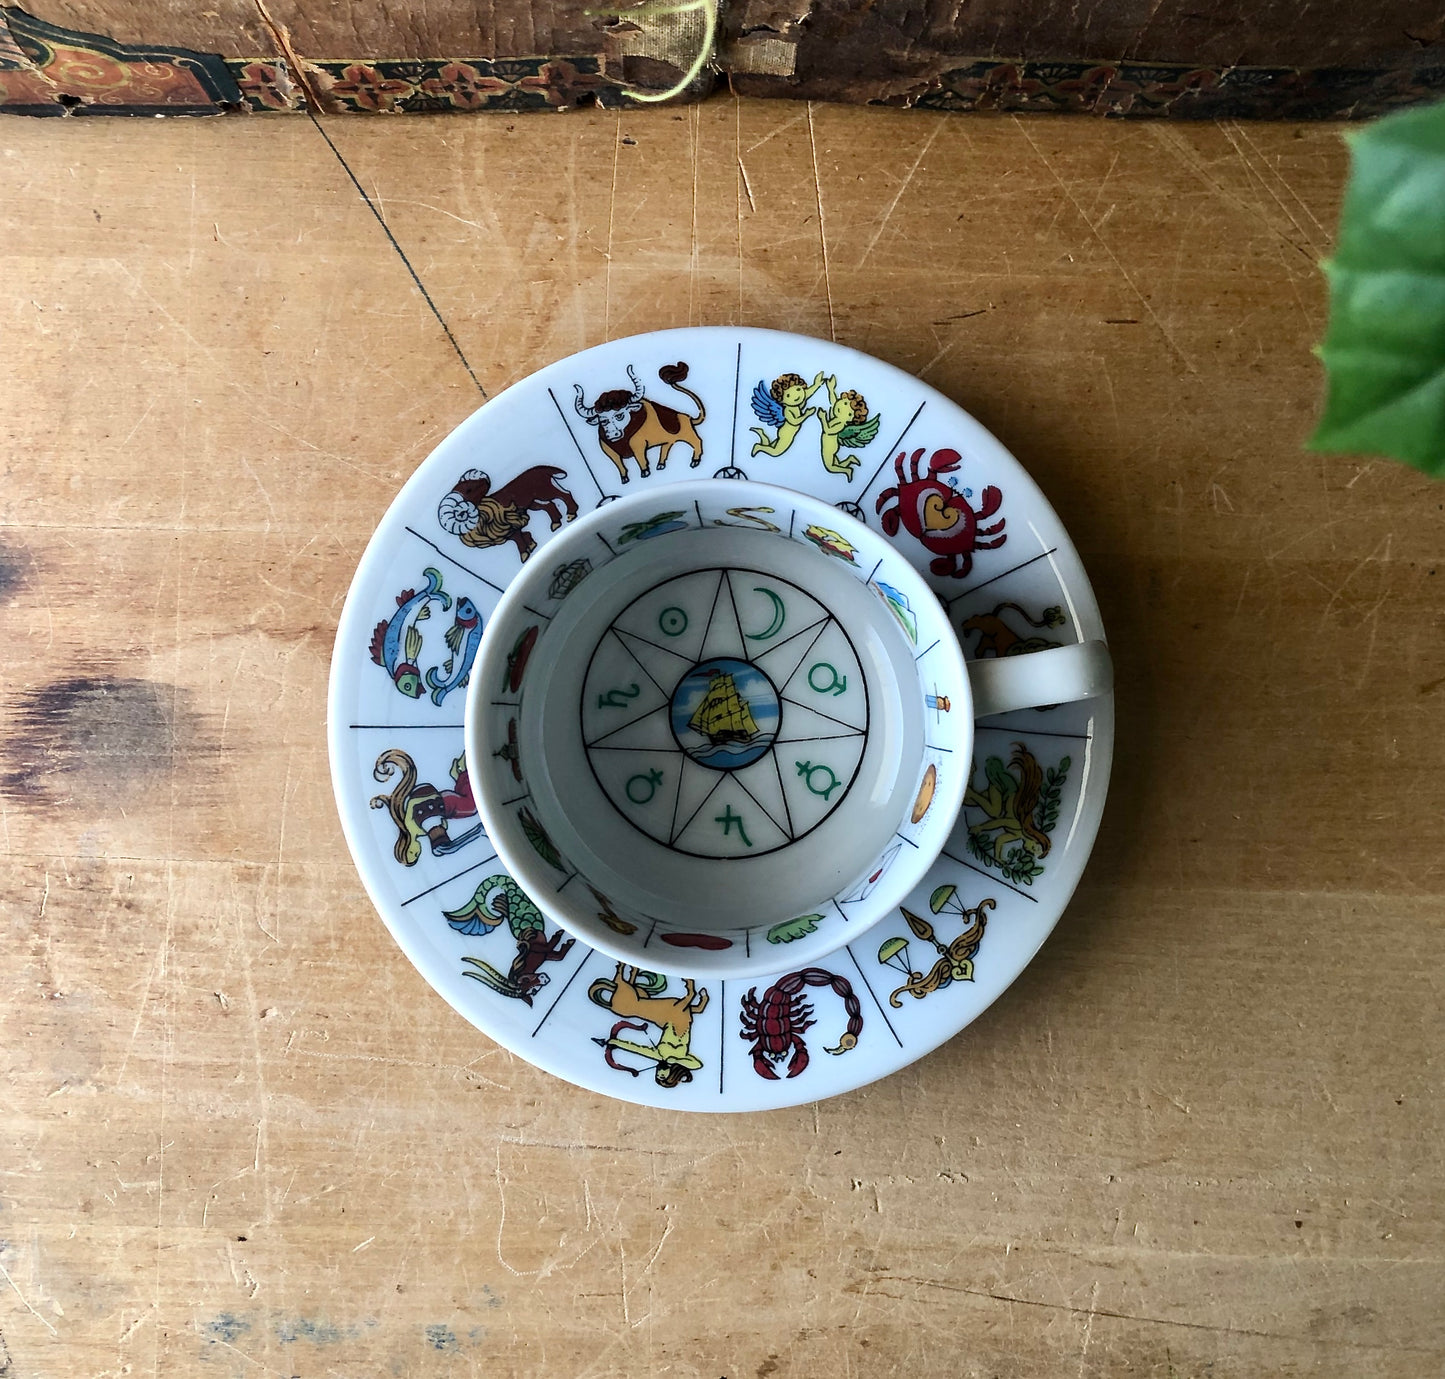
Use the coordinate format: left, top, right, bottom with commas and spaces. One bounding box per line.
400, 852, 498, 907
914, 638, 940, 662
831, 898, 849, 925
501, 792, 531, 807
864, 556, 882, 585
844, 946, 903, 1048
349, 723, 465, 730
894, 831, 921, 848
717, 978, 727, 1094
546, 386, 606, 498
403, 526, 508, 596
596, 530, 617, 556
944, 548, 1058, 605
926, 743, 953, 754
729, 342, 741, 468
530, 947, 593, 1038
858, 398, 927, 500
940, 848, 1040, 903
975, 724, 1094, 742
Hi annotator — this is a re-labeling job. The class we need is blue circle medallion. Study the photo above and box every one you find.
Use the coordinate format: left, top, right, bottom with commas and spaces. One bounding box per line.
669, 657, 780, 771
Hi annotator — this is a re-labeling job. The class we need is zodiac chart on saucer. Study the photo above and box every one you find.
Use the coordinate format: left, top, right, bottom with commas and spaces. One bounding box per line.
579, 567, 871, 860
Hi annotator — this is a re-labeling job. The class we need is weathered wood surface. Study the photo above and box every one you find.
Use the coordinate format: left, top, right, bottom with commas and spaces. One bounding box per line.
23, 0, 1445, 69
1, 101, 1442, 1378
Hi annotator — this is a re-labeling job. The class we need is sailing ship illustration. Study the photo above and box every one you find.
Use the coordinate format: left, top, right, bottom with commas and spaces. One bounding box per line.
689, 668, 761, 747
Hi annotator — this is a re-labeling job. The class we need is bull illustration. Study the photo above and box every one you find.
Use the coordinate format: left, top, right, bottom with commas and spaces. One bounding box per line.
437, 465, 578, 564
573, 362, 706, 482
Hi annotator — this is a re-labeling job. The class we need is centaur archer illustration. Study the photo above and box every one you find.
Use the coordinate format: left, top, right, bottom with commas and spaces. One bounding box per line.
589, 965, 709, 1089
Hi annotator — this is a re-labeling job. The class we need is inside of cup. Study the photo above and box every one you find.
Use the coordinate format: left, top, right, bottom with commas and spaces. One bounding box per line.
480, 498, 944, 948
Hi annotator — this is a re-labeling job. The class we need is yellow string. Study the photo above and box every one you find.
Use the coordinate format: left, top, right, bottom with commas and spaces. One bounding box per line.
587, 0, 719, 103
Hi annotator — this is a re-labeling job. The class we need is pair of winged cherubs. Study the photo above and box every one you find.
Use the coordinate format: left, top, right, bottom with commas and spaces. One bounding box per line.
749, 370, 882, 480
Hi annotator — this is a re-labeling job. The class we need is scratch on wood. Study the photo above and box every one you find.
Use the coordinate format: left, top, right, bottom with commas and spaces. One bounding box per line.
306, 111, 484, 397
640, 1219, 674, 1275
0, 1261, 57, 1337
1147, 126, 1315, 263
744, 106, 807, 155
1224, 121, 1331, 249
804, 103, 836, 341
738, 156, 756, 213
604, 114, 622, 339
854, 1276, 1442, 1353
1013, 117, 1198, 375
856, 120, 943, 269
1077, 1280, 1099, 1376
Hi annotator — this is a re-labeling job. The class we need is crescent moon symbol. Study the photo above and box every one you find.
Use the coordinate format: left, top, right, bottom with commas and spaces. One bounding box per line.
745, 586, 786, 641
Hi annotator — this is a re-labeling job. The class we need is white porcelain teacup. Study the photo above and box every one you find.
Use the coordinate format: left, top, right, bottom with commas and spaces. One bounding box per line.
465, 479, 1109, 979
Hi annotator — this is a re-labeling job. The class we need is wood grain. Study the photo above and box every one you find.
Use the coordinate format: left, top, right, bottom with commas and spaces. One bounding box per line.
22, 0, 1445, 68
1, 100, 1442, 1379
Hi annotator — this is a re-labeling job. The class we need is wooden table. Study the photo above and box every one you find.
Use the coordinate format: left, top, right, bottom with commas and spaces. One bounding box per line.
2, 98, 1441, 1378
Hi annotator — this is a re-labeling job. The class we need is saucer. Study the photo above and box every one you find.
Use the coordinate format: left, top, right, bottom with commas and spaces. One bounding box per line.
327, 326, 1114, 1111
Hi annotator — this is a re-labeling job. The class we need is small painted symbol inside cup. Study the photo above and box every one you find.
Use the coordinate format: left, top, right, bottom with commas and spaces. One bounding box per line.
807, 662, 847, 697
795, 760, 841, 800
626, 769, 664, 805
658, 606, 689, 637
597, 683, 641, 710
715, 805, 753, 847
745, 587, 786, 641
502, 625, 539, 693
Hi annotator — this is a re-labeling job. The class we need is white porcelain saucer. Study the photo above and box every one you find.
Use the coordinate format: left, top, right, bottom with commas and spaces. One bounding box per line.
327, 327, 1114, 1111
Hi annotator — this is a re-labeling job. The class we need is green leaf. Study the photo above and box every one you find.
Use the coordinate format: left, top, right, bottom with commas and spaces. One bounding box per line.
766, 913, 823, 944
1309, 100, 1445, 476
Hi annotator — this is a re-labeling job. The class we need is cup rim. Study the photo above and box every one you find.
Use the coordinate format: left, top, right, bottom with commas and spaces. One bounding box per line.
464, 477, 972, 979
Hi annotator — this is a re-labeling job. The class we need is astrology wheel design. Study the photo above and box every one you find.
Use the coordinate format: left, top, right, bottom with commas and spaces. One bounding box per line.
579, 567, 871, 859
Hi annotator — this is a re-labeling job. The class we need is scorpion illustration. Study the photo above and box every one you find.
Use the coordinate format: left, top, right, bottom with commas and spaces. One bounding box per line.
875, 447, 1006, 579
738, 968, 863, 1080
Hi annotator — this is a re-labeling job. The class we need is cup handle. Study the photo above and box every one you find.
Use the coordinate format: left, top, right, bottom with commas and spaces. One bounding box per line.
966, 640, 1113, 718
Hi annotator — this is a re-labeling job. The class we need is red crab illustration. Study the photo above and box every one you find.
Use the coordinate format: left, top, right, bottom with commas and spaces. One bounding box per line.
875, 447, 1006, 578
738, 969, 863, 1080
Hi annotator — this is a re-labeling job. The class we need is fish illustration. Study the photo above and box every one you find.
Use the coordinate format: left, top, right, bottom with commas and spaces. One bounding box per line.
369, 568, 451, 698
425, 596, 483, 705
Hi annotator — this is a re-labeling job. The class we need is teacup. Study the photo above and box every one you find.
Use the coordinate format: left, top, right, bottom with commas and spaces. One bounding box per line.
465, 479, 1109, 979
